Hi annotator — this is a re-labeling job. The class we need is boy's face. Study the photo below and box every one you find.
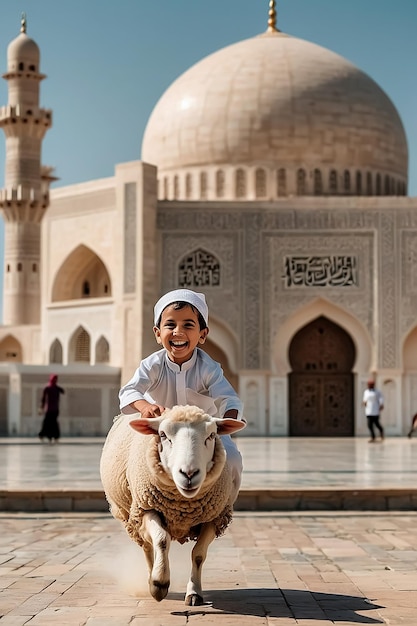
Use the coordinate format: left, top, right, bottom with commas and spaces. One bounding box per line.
153, 304, 208, 365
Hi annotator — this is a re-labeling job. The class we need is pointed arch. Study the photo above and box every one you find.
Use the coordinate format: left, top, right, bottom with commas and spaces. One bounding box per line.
69, 326, 91, 364
255, 168, 267, 198
0, 335, 23, 362
96, 336, 110, 363
202, 314, 239, 374
51, 245, 112, 302
215, 169, 225, 198
49, 339, 63, 364
297, 169, 306, 195
272, 297, 372, 376
403, 325, 417, 370
289, 316, 355, 436
277, 168, 286, 196
235, 168, 246, 198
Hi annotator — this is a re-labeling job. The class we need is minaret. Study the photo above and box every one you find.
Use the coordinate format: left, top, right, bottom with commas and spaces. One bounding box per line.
0, 14, 53, 325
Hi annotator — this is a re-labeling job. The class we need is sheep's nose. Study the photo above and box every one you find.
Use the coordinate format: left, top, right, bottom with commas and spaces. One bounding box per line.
180, 468, 200, 484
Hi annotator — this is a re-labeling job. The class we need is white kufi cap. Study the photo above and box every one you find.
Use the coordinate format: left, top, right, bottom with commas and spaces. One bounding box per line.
154, 289, 208, 326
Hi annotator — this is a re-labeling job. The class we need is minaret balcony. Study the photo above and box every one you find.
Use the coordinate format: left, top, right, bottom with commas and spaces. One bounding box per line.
0, 186, 49, 205
0, 104, 52, 127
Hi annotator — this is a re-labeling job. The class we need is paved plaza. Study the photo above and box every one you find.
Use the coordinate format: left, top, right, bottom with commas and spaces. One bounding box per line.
1, 436, 417, 512
1, 511, 417, 625
1, 436, 417, 624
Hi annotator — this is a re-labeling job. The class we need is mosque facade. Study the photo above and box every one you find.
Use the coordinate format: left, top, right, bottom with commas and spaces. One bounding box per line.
0, 5, 416, 437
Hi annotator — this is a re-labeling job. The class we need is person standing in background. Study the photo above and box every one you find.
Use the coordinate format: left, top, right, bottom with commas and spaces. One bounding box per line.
38, 374, 65, 443
407, 413, 417, 438
362, 379, 384, 443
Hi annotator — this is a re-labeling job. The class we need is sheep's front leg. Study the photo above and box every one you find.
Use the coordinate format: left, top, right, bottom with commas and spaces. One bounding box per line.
185, 521, 216, 606
141, 511, 171, 602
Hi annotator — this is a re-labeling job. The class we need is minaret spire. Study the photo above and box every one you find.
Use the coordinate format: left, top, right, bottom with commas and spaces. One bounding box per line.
0, 17, 53, 325
267, 0, 280, 33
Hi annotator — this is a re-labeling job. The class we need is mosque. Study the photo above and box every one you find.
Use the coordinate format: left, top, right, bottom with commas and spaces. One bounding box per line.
0, 3, 416, 437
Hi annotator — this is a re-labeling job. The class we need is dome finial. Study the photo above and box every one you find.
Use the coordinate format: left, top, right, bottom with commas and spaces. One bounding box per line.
267, 0, 280, 33
20, 12, 27, 33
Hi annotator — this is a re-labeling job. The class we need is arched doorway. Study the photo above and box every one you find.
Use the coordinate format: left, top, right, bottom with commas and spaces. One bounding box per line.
289, 316, 355, 436
202, 339, 238, 392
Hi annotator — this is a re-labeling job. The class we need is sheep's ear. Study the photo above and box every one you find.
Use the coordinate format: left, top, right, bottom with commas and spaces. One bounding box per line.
129, 418, 161, 435
216, 418, 246, 435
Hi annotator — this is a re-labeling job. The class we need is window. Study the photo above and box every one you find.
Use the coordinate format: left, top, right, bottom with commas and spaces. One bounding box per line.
329, 170, 337, 194
376, 173, 381, 196
356, 171, 362, 195
344, 170, 350, 193
255, 168, 267, 198
49, 339, 63, 364
95, 336, 110, 363
185, 173, 192, 199
75, 329, 90, 363
17, 262, 22, 272
82, 281, 90, 297
366, 172, 372, 196
235, 169, 246, 198
200, 172, 208, 199
277, 168, 286, 196
297, 169, 306, 195
216, 170, 225, 198
384, 175, 390, 195
313, 169, 322, 195
173, 175, 179, 199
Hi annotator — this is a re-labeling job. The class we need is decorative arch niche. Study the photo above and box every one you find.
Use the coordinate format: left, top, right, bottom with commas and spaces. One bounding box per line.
0, 335, 23, 362
403, 326, 417, 370
69, 326, 91, 364
49, 339, 63, 364
95, 336, 110, 363
51, 245, 112, 302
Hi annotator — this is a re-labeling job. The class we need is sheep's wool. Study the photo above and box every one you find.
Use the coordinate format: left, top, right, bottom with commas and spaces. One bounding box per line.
125, 433, 233, 544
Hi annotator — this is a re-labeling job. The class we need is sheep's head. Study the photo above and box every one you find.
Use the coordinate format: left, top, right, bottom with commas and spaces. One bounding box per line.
129, 405, 245, 498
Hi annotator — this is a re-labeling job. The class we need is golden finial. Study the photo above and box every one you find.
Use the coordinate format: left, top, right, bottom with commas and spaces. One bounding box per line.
267, 0, 280, 33
20, 12, 27, 33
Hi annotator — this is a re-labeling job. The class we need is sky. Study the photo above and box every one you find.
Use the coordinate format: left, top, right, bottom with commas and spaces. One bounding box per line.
0, 0, 416, 310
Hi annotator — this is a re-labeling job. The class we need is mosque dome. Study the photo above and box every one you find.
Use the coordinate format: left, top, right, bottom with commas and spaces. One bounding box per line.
6, 16, 40, 74
142, 30, 408, 200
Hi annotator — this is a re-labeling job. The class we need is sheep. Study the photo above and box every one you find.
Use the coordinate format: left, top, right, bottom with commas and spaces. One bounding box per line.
100, 404, 246, 606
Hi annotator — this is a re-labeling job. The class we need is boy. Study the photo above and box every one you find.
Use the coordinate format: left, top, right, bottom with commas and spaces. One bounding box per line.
119, 288, 244, 489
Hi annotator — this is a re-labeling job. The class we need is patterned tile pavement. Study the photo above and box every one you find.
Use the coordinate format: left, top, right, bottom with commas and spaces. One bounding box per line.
1, 511, 417, 625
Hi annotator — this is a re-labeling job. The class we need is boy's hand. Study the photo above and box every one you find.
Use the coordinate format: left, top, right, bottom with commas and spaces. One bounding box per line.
131, 400, 165, 419
141, 404, 165, 419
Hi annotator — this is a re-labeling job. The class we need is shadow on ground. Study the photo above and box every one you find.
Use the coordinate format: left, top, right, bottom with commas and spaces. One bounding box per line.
170, 588, 384, 623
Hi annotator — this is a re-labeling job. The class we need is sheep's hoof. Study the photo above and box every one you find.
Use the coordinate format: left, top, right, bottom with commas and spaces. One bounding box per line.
149, 580, 169, 602
185, 593, 204, 606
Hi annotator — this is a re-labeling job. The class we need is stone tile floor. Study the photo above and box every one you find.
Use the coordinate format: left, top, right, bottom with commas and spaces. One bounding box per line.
1, 511, 417, 625
2, 436, 417, 490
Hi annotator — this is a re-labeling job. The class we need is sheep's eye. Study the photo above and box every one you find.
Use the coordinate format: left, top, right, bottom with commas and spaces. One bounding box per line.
205, 432, 216, 444
159, 431, 171, 444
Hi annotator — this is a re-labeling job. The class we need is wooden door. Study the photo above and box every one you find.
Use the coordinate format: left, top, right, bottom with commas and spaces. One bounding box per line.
289, 317, 355, 436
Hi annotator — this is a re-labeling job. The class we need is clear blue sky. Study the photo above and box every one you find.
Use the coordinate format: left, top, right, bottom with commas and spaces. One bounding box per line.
0, 0, 416, 312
